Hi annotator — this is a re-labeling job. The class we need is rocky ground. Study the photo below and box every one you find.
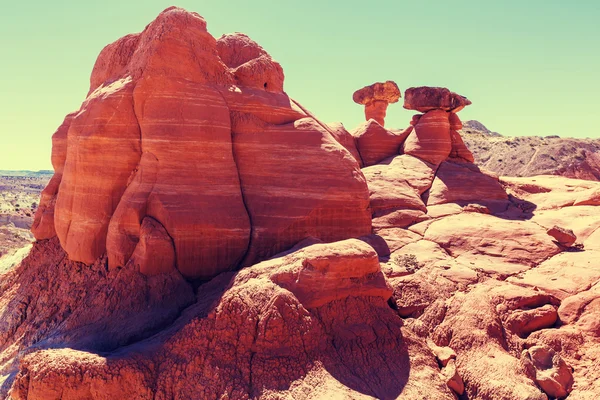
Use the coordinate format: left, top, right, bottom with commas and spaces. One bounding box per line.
1, 7, 599, 400
461, 121, 600, 181
0, 172, 50, 265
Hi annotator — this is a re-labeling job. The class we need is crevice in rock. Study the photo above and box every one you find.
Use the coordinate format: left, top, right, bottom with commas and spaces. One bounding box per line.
215, 91, 255, 270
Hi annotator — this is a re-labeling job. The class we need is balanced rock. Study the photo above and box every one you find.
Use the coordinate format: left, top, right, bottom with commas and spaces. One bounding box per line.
547, 225, 577, 247
521, 345, 574, 399
404, 86, 472, 113
353, 81, 400, 126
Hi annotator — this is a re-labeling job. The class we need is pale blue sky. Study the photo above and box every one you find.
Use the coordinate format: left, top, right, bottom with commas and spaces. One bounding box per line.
1, 0, 599, 170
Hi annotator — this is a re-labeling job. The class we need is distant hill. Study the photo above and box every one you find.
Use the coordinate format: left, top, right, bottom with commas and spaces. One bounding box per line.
461, 121, 600, 181
0, 170, 53, 177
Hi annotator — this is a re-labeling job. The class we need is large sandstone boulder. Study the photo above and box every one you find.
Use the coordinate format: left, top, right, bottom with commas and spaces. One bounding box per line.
353, 81, 400, 126
36, 7, 371, 280
351, 119, 412, 167
403, 109, 452, 165
31, 113, 74, 240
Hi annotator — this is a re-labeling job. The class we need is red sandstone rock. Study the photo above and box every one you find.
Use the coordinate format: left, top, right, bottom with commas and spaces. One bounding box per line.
426, 161, 509, 206
404, 86, 471, 112
269, 239, 392, 308
351, 119, 412, 167
448, 113, 475, 162
504, 304, 558, 337
37, 7, 371, 280
129, 217, 176, 276
558, 282, 600, 336
353, 81, 401, 126
362, 155, 434, 215
521, 345, 574, 398
216, 32, 268, 68
507, 250, 600, 300
403, 109, 452, 165
7, 6, 600, 400
547, 225, 577, 247
424, 213, 561, 275
327, 122, 363, 166
31, 112, 75, 240
574, 187, 600, 206
54, 78, 142, 265
233, 117, 372, 267
6, 239, 454, 400
442, 359, 465, 395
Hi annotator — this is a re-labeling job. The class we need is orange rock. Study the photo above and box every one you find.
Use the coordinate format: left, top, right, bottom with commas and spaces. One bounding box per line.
130, 77, 250, 280
404, 86, 471, 113
269, 239, 392, 308
403, 109, 452, 165
353, 81, 401, 126
424, 213, 561, 275
442, 359, 465, 395
36, 7, 371, 280
327, 122, 363, 166
351, 119, 412, 167
448, 113, 475, 162
6, 238, 454, 400
558, 282, 600, 336
426, 161, 508, 206
31, 112, 75, 240
54, 78, 142, 265
507, 250, 600, 300
233, 117, 372, 266
129, 217, 176, 276
521, 345, 574, 398
574, 187, 600, 206
504, 304, 558, 337
547, 225, 577, 247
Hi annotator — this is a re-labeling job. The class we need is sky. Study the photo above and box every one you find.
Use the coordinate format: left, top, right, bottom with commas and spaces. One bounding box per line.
1, 0, 599, 170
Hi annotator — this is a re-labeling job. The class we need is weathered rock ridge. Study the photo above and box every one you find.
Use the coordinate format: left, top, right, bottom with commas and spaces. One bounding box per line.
2, 6, 600, 400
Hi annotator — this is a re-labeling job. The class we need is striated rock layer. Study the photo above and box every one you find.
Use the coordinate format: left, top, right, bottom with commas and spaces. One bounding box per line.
32, 6, 371, 280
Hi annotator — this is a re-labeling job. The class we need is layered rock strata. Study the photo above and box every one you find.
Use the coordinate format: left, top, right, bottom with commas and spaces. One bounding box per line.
31, 7, 371, 280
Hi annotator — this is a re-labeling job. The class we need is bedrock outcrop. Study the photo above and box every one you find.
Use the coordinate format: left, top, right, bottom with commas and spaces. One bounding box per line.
31, 7, 371, 280
4, 6, 600, 400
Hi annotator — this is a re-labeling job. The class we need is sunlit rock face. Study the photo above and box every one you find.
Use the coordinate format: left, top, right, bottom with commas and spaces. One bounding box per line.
32, 6, 371, 280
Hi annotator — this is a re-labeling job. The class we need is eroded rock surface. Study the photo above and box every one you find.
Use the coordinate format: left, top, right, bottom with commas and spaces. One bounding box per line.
3, 6, 600, 400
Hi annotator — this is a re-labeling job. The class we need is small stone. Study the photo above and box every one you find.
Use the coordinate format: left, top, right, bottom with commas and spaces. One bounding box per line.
547, 226, 577, 247
442, 359, 465, 395
521, 345, 573, 399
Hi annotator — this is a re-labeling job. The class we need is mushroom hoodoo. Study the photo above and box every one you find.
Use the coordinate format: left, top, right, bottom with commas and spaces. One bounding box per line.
402, 86, 474, 165
353, 81, 401, 127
